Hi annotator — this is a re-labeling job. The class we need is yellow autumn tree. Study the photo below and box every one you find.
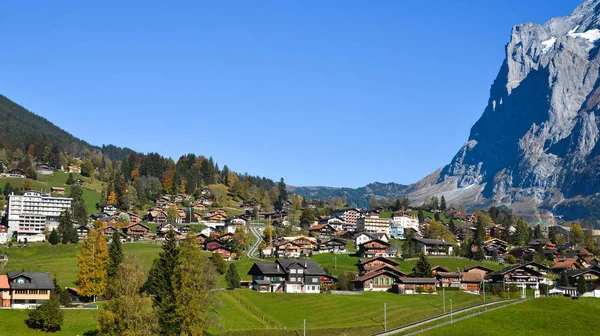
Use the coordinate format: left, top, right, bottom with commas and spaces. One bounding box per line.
77, 228, 109, 301
107, 192, 117, 205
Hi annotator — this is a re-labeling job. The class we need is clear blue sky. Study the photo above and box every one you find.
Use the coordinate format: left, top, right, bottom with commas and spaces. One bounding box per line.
0, 0, 581, 188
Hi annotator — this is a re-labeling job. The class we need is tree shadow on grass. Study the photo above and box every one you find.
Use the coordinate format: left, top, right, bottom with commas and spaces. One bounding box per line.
83, 330, 98, 336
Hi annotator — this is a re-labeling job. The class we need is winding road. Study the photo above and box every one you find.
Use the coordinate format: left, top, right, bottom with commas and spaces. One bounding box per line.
247, 225, 263, 260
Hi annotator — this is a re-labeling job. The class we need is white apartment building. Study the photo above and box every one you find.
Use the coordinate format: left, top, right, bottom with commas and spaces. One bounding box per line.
6, 191, 72, 242
356, 215, 390, 235
390, 215, 419, 239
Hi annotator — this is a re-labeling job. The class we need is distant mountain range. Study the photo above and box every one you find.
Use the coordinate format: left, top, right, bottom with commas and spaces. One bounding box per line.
289, 182, 410, 208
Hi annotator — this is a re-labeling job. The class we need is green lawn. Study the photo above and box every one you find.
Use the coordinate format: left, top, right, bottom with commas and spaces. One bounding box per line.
422, 297, 600, 335
2, 242, 162, 287
211, 289, 489, 336
0, 308, 98, 336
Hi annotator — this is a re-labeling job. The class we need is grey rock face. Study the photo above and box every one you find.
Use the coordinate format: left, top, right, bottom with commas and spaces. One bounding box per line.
414, 0, 600, 219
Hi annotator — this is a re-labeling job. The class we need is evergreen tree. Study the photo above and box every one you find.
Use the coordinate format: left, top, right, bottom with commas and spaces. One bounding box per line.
417, 208, 425, 224
578, 275, 587, 296
559, 269, 569, 287
172, 232, 219, 335
225, 263, 241, 289
413, 253, 433, 277
448, 219, 456, 234
57, 209, 73, 241
548, 226, 557, 243
66, 173, 74, 185
434, 212, 441, 222
211, 252, 227, 275
52, 277, 71, 306
107, 231, 124, 279
48, 229, 59, 245
70, 185, 87, 225
145, 229, 179, 335
299, 207, 316, 228
534, 224, 543, 239
77, 228, 109, 301
69, 227, 79, 244
440, 195, 447, 211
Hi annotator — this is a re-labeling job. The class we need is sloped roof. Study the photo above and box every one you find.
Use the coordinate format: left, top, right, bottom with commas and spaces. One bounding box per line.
276, 259, 326, 275
7, 272, 53, 290
354, 269, 400, 282
463, 265, 494, 273
359, 256, 400, 266
551, 258, 579, 270
413, 237, 453, 246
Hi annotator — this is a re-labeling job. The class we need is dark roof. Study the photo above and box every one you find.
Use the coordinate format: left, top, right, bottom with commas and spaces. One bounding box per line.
253, 279, 277, 285
354, 269, 400, 282
413, 237, 453, 246
276, 259, 327, 275
7, 272, 54, 290
248, 262, 286, 276
490, 262, 547, 277
436, 272, 460, 278
397, 277, 438, 284
566, 267, 600, 279
359, 256, 400, 266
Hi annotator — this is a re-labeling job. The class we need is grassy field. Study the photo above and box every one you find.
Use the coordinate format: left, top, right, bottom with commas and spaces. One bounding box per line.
211, 289, 490, 336
2, 242, 162, 286
421, 297, 600, 335
0, 308, 98, 336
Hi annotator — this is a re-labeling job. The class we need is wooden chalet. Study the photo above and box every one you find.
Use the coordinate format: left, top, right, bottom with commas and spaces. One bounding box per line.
316, 238, 347, 254
122, 223, 150, 238
358, 256, 400, 274
205, 208, 227, 222
205, 241, 224, 251
127, 212, 143, 225
358, 239, 390, 258
353, 266, 405, 291
146, 208, 167, 223
436, 272, 461, 287
307, 224, 337, 239
51, 187, 65, 195
275, 241, 303, 258
392, 278, 438, 294
551, 257, 587, 273
489, 262, 550, 289
209, 246, 233, 261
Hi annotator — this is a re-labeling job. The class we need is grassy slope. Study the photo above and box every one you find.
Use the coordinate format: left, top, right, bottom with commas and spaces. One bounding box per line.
0, 308, 98, 336
2, 242, 162, 287
423, 297, 600, 336
213, 289, 488, 336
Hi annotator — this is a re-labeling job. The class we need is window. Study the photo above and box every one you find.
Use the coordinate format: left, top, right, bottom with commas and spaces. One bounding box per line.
290, 269, 296, 274
297, 269, 304, 274
312, 278, 318, 283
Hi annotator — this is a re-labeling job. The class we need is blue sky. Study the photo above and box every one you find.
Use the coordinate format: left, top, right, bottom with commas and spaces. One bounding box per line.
0, 0, 582, 187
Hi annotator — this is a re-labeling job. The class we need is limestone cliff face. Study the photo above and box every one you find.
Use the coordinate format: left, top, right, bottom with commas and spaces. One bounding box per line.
413, 0, 600, 220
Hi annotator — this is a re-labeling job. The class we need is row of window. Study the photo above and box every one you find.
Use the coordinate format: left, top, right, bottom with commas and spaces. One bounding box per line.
373, 277, 394, 286
13, 290, 49, 295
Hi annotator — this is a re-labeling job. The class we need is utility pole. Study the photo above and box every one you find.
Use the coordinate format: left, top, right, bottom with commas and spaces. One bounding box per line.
303, 319, 306, 336
334, 256, 337, 270
384, 303, 387, 331
450, 299, 453, 324
482, 274, 486, 303
443, 287, 446, 313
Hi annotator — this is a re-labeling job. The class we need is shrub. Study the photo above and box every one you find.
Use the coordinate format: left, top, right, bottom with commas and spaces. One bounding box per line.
416, 287, 424, 294
26, 297, 63, 332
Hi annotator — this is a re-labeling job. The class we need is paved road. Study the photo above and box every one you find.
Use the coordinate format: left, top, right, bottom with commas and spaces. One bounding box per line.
247, 226, 263, 260
373, 299, 524, 336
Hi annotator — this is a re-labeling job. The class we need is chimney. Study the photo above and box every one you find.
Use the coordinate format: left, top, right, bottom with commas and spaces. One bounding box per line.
304, 262, 307, 268
276, 264, 279, 270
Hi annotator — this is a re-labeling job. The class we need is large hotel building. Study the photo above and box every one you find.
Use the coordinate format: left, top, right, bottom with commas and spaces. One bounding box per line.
5, 191, 72, 242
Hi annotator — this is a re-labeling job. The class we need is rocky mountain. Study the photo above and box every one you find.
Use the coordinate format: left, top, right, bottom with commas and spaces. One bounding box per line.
409, 0, 600, 222
290, 182, 409, 208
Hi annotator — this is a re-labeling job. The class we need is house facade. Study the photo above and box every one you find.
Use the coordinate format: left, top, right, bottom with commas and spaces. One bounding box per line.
358, 239, 390, 258
412, 237, 454, 256
357, 216, 391, 235
4, 272, 53, 308
247, 259, 327, 293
